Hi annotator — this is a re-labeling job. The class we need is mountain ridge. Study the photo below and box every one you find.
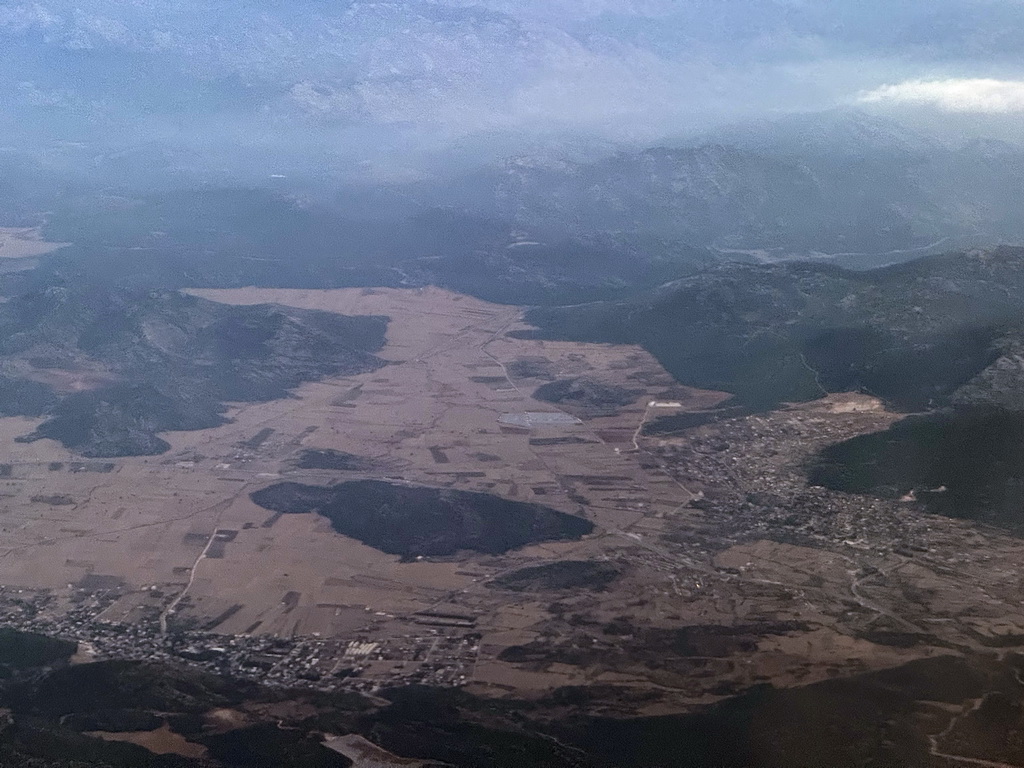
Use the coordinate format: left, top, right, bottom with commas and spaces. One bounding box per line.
0, 285, 388, 455
521, 245, 1024, 411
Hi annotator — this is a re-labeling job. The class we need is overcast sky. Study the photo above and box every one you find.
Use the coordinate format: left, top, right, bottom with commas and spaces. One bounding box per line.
487, 0, 1024, 133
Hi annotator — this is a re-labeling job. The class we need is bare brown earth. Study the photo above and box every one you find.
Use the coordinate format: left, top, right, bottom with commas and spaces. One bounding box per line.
0, 285, 1022, 715
85, 723, 207, 758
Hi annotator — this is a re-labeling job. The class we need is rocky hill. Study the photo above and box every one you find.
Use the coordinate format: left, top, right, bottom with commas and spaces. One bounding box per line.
523, 246, 1024, 411
808, 406, 1024, 533
0, 285, 387, 456
250, 480, 594, 559
520, 244, 1024, 534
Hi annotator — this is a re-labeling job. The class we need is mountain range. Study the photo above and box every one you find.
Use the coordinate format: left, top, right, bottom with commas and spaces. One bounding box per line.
443, 112, 1024, 257
522, 246, 1024, 410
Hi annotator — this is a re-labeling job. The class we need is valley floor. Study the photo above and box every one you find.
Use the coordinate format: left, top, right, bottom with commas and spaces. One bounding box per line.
0, 286, 1022, 750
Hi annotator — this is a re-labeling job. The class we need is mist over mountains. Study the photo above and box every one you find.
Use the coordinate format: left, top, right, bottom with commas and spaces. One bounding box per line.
444, 117, 1024, 256
1, 0, 1024, 265
7, 107, 1024, 282
3, 0, 1024, 181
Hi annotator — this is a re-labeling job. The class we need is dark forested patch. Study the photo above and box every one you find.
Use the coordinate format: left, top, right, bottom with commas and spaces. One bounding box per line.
532, 378, 643, 416
809, 407, 1024, 533
296, 450, 369, 471
488, 561, 620, 593
250, 480, 594, 558
523, 251, 1024, 411
0, 628, 76, 670
0, 286, 387, 456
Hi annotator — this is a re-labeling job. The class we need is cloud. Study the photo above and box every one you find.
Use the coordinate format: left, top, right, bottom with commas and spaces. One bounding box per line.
859, 78, 1024, 113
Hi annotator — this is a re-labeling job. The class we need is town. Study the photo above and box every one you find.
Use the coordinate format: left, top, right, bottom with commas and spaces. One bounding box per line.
0, 584, 481, 693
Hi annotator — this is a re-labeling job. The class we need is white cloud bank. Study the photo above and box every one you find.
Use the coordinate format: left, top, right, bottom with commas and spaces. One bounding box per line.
859, 78, 1024, 112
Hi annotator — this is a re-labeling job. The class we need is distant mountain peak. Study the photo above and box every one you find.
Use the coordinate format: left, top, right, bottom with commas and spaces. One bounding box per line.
687, 108, 943, 158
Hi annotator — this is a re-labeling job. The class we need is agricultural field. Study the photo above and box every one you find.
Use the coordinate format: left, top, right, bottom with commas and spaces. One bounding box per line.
0, 286, 1019, 715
